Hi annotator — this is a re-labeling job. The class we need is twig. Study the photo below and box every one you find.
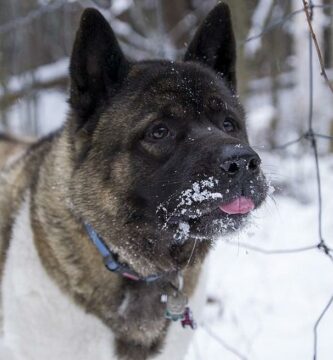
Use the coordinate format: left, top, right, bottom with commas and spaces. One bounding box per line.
242, 4, 333, 46
243, 8, 304, 44
302, 0, 333, 94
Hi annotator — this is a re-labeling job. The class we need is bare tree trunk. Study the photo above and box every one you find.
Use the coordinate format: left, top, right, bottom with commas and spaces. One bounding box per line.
226, 0, 255, 99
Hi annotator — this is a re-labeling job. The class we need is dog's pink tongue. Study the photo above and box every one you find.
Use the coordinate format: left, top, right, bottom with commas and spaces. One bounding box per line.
219, 197, 255, 215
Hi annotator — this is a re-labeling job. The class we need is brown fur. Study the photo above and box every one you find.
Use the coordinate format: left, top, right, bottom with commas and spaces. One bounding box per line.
0, 135, 32, 170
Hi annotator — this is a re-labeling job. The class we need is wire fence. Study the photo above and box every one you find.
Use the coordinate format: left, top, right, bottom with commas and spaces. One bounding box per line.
202, 2, 333, 360
0, 1, 333, 360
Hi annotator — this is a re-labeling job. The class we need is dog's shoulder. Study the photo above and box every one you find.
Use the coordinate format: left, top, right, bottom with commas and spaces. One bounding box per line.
0, 131, 59, 223
0, 132, 60, 326
0, 134, 29, 170
1, 192, 115, 360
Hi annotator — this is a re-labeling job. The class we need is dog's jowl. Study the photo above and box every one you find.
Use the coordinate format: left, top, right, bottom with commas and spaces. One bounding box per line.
0, 3, 267, 360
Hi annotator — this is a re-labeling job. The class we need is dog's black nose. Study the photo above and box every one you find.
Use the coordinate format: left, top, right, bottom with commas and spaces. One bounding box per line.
220, 144, 261, 176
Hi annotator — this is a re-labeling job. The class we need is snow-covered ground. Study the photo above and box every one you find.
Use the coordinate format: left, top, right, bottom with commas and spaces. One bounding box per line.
186, 154, 333, 360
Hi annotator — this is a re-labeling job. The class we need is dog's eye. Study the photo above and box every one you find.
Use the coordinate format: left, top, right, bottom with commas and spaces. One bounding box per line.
223, 117, 237, 133
150, 125, 170, 140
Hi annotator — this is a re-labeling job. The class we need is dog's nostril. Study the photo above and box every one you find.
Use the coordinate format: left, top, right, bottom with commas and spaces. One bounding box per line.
228, 162, 240, 174
221, 161, 240, 174
248, 157, 260, 172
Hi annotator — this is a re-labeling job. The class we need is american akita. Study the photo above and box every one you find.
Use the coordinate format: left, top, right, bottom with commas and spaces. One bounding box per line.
0, 3, 267, 360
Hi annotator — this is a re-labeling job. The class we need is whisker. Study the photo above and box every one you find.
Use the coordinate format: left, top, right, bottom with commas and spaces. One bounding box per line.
185, 237, 198, 268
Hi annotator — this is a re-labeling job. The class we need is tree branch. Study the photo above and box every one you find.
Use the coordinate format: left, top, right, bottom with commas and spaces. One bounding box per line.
302, 0, 333, 94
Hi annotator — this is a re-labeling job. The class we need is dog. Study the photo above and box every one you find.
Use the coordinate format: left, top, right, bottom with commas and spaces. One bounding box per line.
0, 3, 267, 360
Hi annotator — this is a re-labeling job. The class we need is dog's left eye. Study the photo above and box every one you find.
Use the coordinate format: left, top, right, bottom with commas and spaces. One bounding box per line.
222, 117, 237, 133
150, 125, 170, 140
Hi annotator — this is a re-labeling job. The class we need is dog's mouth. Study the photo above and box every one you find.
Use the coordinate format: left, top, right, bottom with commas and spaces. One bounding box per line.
164, 196, 254, 241
157, 176, 265, 243
167, 196, 255, 221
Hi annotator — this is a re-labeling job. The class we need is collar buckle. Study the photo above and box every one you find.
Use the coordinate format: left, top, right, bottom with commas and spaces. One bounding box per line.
103, 254, 120, 272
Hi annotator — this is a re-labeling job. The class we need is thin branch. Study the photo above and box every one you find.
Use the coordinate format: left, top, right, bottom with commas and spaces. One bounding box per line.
302, 0, 333, 94
242, 8, 304, 44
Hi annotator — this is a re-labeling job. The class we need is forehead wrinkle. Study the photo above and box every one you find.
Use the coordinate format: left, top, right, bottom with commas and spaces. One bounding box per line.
205, 83, 244, 117
209, 100, 244, 123
139, 68, 210, 97
129, 63, 243, 117
133, 100, 186, 129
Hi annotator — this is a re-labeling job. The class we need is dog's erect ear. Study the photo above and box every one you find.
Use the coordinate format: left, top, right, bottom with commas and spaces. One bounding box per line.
69, 8, 129, 123
184, 3, 236, 90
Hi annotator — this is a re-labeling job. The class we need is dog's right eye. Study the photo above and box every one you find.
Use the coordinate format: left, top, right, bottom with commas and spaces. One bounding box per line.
149, 125, 170, 140
222, 117, 237, 133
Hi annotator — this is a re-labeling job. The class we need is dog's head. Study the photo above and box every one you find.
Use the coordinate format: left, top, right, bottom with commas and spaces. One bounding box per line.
68, 4, 268, 275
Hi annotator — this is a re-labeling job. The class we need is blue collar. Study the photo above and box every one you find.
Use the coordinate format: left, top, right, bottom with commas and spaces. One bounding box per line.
84, 223, 161, 283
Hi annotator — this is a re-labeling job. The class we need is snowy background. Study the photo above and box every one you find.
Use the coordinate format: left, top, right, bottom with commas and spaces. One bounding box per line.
1, 0, 333, 359
186, 139, 333, 360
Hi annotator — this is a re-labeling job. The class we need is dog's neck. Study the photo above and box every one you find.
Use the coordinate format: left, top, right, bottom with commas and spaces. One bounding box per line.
84, 222, 164, 282
29, 130, 203, 358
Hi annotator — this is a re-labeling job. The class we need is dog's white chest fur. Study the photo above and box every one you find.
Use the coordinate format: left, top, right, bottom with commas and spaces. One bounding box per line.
1, 195, 207, 360
1, 195, 114, 360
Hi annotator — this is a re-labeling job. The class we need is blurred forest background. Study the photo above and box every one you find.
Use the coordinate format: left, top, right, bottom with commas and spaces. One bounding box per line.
0, 0, 333, 151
